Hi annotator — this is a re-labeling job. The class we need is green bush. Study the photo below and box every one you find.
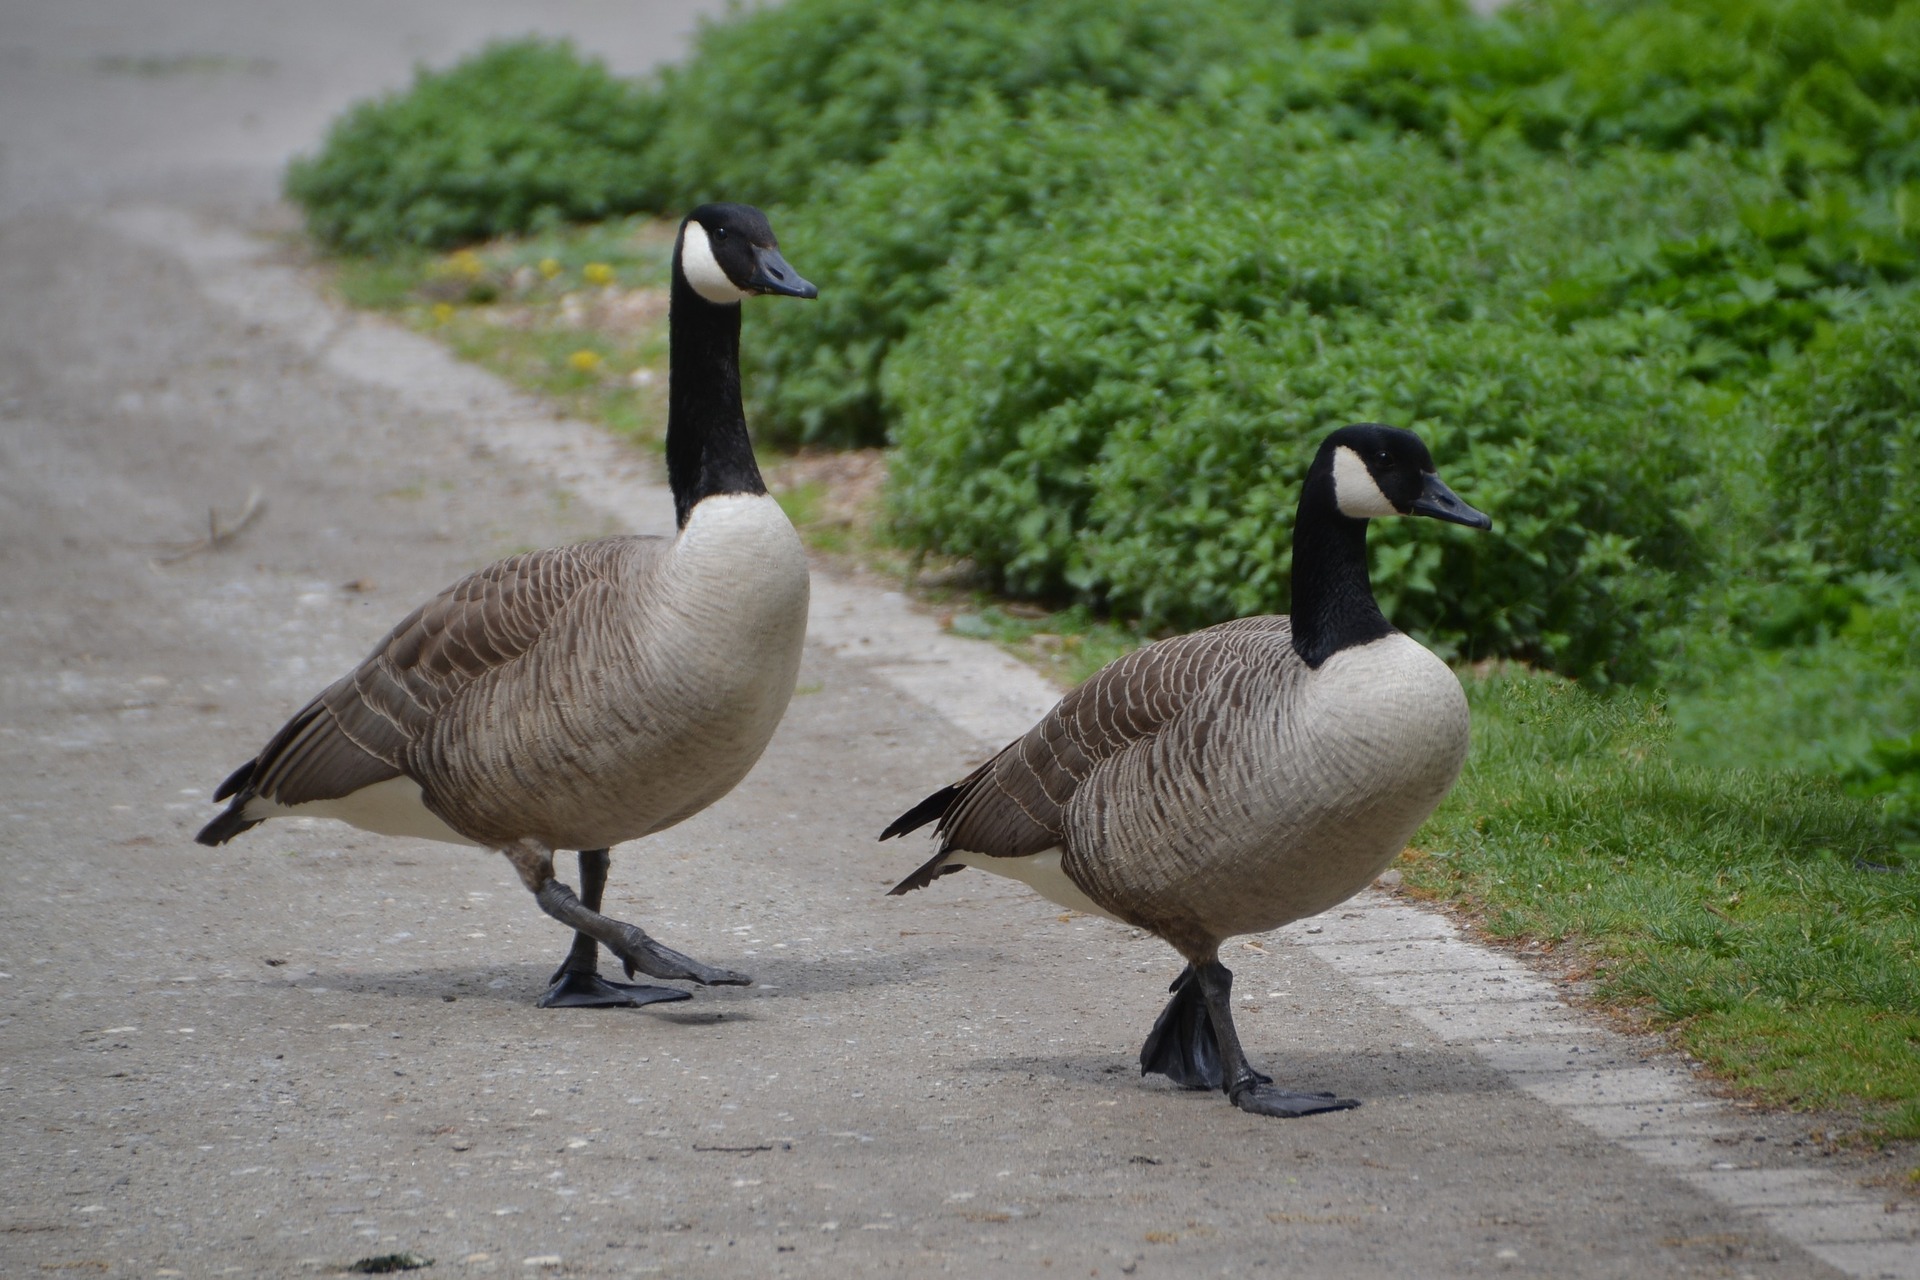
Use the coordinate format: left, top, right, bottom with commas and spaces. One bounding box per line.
1664, 292, 1920, 814
639, 0, 1303, 212
1765, 293, 1920, 572
747, 92, 1318, 446
1240, 0, 1920, 181
286, 40, 660, 254
882, 136, 1760, 679
746, 1, 1920, 444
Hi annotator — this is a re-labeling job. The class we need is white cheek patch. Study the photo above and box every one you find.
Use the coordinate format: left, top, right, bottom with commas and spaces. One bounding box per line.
1332, 445, 1400, 518
680, 221, 749, 304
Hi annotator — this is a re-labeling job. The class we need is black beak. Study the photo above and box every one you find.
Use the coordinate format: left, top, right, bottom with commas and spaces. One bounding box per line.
1410, 473, 1491, 529
746, 245, 817, 299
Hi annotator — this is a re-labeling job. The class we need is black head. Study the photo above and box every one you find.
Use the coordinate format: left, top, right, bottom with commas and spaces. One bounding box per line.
675, 202, 818, 304
1310, 423, 1491, 529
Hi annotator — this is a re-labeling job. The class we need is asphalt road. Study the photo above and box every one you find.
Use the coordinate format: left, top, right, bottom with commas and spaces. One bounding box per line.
0, 4, 1913, 1277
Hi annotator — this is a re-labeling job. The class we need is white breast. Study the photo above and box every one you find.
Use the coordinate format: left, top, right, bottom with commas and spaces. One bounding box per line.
621, 493, 811, 833
1300, 632, 1469, 765
1245, 632, 1471, 923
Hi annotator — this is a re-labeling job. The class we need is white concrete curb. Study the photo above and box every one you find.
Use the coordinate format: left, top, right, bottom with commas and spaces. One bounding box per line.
103, 204, 1918, 1280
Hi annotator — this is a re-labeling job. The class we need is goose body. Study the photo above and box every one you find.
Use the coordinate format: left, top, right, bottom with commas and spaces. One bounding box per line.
929, 621, 1467, 949
200, 203, 818, 1009
227, 500, 807, 852
884, 424, 1490, 1116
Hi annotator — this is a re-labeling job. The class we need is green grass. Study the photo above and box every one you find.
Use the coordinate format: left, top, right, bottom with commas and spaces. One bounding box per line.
333, 217, 677, 446
1409, 668, 1919, 1139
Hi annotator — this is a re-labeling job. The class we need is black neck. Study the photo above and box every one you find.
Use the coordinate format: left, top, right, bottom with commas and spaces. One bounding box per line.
666, 272, 767, 528
1288, 476, 1393, 667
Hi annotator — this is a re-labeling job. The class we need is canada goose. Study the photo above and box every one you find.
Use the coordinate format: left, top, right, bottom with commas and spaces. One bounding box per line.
197, 203, 817, 1009
882, 424, 1491, 1117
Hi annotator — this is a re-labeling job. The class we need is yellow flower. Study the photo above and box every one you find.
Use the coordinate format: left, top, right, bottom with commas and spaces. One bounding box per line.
447, 249, 485, 279
431, 302, 455, 324
567, 349, 604, 373
582, 262, 615, 286
538, 257, 562, 279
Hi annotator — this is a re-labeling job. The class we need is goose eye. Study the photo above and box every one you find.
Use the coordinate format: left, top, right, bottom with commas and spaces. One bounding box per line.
711, 226, 729, 242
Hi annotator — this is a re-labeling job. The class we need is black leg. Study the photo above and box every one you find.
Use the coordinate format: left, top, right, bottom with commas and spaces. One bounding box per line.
535, 862, 751, 990
536, 849, 698, 1009
1189, 960, 1359, 1118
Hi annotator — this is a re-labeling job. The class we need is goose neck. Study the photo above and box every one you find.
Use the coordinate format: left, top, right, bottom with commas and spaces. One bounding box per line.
667, 276, 766, 529
1288, 483, 1392, 668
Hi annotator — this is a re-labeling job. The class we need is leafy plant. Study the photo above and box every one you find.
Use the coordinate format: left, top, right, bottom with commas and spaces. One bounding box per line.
882, 134, 1758, 679
637, 0, 1299, 212
744, 90, 1166, 446
1247, 0, 1920, 182
286, 40, 660, 254
1765, 293, 1920, 572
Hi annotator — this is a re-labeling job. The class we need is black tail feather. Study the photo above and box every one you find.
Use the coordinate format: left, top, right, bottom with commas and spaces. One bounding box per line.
879, 783, 960, 842
887, 848, 965, 896
1139, 966, 1223, 1090
212, 758, 257, 803
195, 795, 262, 847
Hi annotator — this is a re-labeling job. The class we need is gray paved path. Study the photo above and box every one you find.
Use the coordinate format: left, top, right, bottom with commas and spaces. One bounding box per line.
1, 4, 1913, 1277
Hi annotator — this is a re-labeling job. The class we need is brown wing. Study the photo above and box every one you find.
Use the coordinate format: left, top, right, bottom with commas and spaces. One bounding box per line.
231, 536, 662, 810
885, 616, 1291, 891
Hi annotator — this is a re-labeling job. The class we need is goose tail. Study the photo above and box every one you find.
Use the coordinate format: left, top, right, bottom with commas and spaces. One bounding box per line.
196, 759, 263, 846
886, 846, 965, 896
195, 799, 263, 846
878, 783, 960, 842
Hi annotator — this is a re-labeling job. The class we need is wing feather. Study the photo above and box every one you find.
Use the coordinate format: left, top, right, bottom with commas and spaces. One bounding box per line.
235, 536, 664, 811
888, 617, 1294, 880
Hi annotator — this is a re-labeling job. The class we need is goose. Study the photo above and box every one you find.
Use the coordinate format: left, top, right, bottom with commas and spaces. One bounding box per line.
882, 424, 1490, 1117
197, 202, 818, 1010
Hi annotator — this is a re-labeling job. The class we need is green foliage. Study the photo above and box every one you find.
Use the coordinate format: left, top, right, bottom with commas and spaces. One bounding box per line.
882, 131, 1760, 678
1765, 293, 1920, 572
1411, 669, 1919, 1128
1668, 562, 1920, 839
1251, 0, 1920, 182
286, 40, 660, 254
1851, 730, 1920, 848
639, 0, 1299, 212
1536, 187, 1914, 381
745, 90, 1158, 447
1661, 292, 1920, 831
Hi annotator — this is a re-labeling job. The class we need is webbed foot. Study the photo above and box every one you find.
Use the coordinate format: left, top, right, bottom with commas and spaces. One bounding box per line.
538, 970, 691, 1009
1155, 958, 1361, 1119
1230, 1082, 1360, 1118
1139, 965, 1273, 1090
